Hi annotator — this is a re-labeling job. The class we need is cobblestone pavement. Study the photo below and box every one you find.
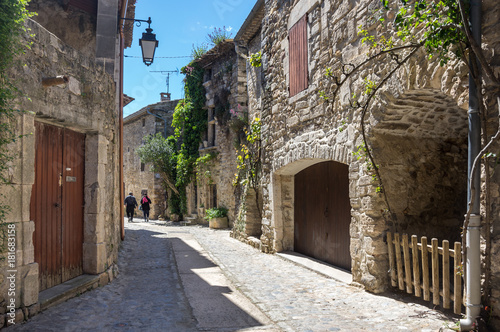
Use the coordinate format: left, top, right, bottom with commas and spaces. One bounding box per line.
185, 224, 458, 332
7, 220, 458, 331
7, 221, 198, 332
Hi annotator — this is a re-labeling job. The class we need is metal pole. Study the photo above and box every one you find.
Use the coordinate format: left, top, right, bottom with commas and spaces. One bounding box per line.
460, 0, 482, 329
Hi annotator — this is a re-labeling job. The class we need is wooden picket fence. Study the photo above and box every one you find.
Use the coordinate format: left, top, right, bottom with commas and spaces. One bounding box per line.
387, 232, 463, 314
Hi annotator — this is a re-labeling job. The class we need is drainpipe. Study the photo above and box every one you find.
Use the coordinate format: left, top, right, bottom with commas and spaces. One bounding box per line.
460, 0, 482, 330
118, 0, 128, 241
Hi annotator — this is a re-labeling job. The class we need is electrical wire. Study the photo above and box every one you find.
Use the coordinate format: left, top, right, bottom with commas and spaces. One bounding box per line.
124, 55, 192, 58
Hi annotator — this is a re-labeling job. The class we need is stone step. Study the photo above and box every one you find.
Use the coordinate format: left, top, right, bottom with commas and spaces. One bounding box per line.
38, 274, 100, 311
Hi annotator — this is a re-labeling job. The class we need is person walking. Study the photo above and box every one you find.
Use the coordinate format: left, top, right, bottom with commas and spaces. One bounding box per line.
124, 192, 138, 222
140, 193, 152, 222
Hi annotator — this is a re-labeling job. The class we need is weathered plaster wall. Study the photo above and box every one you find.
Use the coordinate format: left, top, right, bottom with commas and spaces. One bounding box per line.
0, 19, 120, 325
123, 100, 177, 219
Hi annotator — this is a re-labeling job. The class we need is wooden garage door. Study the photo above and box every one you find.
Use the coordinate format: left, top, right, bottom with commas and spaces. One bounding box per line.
30, 122, 85, 290
294, 161, 351, 271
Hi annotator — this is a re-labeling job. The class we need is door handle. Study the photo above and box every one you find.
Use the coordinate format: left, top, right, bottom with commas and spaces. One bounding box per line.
54, 202, 60, 208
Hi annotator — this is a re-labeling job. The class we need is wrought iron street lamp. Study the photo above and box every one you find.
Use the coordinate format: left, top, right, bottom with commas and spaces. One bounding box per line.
121, 16, 159, 66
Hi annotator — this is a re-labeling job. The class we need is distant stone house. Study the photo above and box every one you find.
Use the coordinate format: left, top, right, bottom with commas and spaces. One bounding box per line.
186, 41, 243, 226
123, 97, 179, 220
0, 0, 136, 325
232, 0, 500, 320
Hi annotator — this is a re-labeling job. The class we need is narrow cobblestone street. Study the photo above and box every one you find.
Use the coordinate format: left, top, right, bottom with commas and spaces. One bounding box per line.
7, 220, 457, 331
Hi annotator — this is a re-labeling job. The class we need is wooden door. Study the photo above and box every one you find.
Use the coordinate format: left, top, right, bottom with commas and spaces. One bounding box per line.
31, 122, 85, 290
294, 161, 351, 271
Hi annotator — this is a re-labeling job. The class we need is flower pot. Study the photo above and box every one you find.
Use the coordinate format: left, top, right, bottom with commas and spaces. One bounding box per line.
209, 216, 228, 229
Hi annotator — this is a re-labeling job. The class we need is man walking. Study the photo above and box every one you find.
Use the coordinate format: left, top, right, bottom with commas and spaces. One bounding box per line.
124, 192, 138, 222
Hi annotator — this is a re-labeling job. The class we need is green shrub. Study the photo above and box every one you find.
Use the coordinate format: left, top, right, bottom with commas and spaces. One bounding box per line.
204, 207, 228, 220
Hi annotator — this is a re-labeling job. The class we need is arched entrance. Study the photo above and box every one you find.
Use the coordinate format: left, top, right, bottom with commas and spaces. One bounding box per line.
294, 161, 351, 271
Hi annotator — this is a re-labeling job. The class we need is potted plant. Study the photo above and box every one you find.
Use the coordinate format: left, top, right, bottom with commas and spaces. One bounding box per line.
205, 206, 228, 229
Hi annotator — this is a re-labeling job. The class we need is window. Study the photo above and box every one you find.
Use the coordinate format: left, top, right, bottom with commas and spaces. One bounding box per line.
141, 162, 145, 172
142, 118, 145, 127
289, 14, 308, 97
212, 184, 217, 208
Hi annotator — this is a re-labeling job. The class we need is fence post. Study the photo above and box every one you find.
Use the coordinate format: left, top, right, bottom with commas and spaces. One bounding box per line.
395, 233, 404, 291
422, 236, 430, 301
412, 235, 421, 298
443, 240, 450, 309
432, 238, 440, 306
403, 234, 412, 294
387, 232, 397, 287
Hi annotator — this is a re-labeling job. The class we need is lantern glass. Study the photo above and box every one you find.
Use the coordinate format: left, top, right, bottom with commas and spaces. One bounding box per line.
139, 28, 158, 66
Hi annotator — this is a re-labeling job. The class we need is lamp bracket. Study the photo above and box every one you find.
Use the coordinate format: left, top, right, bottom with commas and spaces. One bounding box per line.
120, 17, 152, 29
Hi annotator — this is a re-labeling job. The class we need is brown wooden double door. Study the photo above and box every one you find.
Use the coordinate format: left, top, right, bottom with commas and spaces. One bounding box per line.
30, 122, 85, 290
294, 161, 352, 271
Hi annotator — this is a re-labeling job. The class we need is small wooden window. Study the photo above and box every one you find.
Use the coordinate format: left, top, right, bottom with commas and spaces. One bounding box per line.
141, 162, 145, 172
289, 14, 308, 97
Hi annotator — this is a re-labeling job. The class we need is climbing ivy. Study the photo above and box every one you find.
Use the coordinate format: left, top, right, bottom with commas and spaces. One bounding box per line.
0, 0, 35, 250
233, 117, 262, 219
169, 62, 207, 215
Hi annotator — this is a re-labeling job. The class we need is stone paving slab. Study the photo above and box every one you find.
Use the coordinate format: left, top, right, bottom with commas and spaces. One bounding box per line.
184, 225, 459, 332
167, 228, 276, 331
6, 220, 459, 331
7, 221, 198, 331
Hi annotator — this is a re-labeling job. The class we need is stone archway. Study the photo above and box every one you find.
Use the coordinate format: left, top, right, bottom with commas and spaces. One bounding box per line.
270, 142, 352, 252
371, 89, 468, 244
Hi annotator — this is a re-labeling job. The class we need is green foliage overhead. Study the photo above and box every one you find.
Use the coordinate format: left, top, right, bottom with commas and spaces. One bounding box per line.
382, 0, 468, 65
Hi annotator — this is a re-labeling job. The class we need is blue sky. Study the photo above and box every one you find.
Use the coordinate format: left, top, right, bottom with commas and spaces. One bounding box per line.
123, 0, 257, 117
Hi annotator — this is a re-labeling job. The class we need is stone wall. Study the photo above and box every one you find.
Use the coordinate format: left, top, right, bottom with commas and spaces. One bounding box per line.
28, 0, 97, 59
123, 100, 178, 220
481, 1, 500, 328
193, 46, 240, 226
255, 0, 491, 295
0, 19, 121, 326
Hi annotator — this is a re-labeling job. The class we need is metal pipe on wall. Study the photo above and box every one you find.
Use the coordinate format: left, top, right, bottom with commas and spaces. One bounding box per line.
460, 0, 482, 329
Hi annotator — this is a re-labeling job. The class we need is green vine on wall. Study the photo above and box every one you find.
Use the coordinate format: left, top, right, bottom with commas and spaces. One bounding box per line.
0, 0, 35, 253
169, 62, 207, 215
195, 151, 218, 184
233, 117, 262, 219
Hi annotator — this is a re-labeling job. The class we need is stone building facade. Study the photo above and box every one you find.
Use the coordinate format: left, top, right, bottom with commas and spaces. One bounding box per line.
123, 98, 178, 220
187, 41, 243, 226
0, 0, 135, 326
231, 0, 500, 326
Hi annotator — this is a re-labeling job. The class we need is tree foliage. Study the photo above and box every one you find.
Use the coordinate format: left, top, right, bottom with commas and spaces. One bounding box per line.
136, 133, 178, 192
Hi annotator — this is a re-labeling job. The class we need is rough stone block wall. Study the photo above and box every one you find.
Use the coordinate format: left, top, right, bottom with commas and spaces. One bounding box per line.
28, 0, 97, 59
255, 0, 498, 296
0, 18, 120, 320
481, 0, 500, 327
195, 51, 240, 225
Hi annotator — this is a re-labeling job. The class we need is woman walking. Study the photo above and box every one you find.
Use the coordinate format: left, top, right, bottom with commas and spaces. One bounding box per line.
140, 193, 152, 222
